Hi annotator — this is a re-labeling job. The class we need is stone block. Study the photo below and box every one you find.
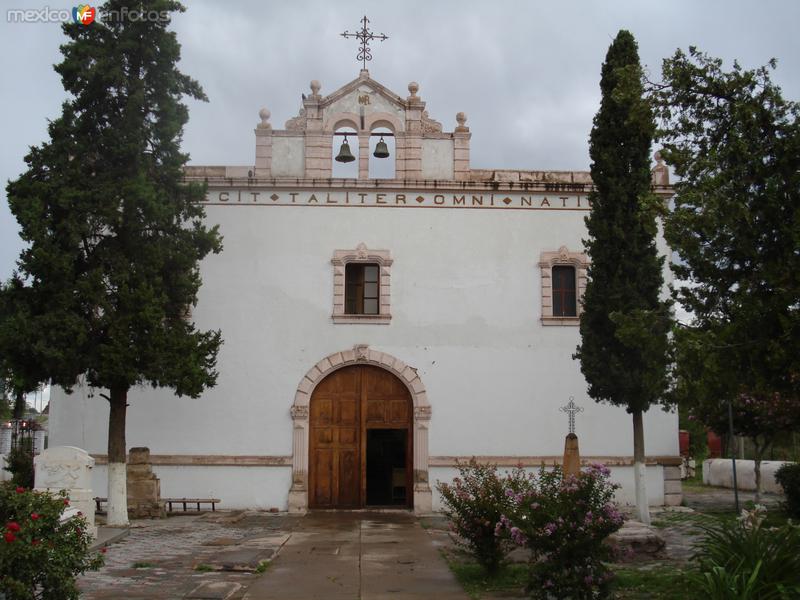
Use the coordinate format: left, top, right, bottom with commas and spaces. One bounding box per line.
34, 446, 94, 490
608, 520, 666, 561
664, 493, 683, 507
126, 447, 166, 518
34, 446, 96, 538
664, 479, 682, 495
663, 465, 681, 481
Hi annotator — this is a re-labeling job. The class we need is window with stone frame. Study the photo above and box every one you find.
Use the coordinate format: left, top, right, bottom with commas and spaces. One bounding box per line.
552, 265, 577, 317
345, 263, 380, 315
539, 246, 589, 325
332, 243, 392, 324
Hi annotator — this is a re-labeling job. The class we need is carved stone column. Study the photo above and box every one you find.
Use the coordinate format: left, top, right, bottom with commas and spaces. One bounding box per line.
453, 112, 471, 181
288, 405, 309, 513
358, 132, 370, 180
254, 108, 272, 178
413, 405, 432, 514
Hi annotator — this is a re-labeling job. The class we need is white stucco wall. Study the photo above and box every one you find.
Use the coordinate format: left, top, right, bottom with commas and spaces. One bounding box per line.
90, 464, 292, 510
421, 139, 454, 180
49, 189, 679, 507
271, 137, 305, 177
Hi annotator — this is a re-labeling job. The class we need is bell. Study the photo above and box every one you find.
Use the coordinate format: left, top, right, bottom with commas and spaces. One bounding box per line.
335, 138, 355, 163
373, 136, 390, 158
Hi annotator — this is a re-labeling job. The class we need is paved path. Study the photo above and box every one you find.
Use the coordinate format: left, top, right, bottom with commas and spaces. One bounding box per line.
243, 512, 468, 600
79, 511, 467, 599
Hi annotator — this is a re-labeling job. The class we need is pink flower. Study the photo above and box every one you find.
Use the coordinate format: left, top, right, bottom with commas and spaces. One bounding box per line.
30, 513, 40, 521
15, 487, 25, 494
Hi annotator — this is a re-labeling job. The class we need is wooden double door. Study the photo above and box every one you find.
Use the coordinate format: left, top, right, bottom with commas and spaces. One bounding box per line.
309, 365, 413, 509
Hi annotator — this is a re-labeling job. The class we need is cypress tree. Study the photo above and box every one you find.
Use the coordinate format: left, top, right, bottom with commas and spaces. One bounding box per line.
574, 30, 671, 525
4, 0, 222, 524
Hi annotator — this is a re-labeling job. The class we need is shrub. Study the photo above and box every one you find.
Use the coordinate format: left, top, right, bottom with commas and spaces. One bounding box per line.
498, 464, 624, 599
436, 459, 527, 574
5, 446, 34, 490
775, 463, 800, 518
0, 482, 103, 599
690, 504, 800, 599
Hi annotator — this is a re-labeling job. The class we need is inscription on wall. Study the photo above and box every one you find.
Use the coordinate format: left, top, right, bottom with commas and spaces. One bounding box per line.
202, 190, 590, 210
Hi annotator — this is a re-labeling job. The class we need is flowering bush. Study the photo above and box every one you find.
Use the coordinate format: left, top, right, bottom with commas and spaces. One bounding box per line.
498, 464, 624, 599
436, 459, 528, 574
0, 482, 103, 599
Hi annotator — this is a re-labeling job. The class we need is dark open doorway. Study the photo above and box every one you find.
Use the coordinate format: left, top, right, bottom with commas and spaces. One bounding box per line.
366, 429, 407, 506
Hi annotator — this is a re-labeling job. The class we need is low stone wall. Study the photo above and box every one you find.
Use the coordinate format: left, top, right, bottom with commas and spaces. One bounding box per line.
703, 458, 792, 494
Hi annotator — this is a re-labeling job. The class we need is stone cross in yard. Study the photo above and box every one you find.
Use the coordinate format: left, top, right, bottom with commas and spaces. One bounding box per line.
560, 397, 583, 478
560, 397, 584, 435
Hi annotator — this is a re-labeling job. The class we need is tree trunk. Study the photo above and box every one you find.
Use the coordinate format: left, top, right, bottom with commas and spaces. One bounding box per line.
12, 389, 25, 419
632, 409, 650, 525
753, 441, 764, 504
107, 386, 129, 526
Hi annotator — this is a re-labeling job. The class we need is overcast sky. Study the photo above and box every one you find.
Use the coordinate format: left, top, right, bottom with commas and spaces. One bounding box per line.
1, 0, 799, 279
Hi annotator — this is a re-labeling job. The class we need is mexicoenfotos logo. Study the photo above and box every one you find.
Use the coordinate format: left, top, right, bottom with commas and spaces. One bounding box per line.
73, 4, 95, 25
7, 4, 167, 24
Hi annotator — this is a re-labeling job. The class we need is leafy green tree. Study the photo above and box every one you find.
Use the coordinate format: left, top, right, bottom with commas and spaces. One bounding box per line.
0, 281, 49, 420
575, 30, 671, 525
4, 0, 222, 525
655, 48, 800, 500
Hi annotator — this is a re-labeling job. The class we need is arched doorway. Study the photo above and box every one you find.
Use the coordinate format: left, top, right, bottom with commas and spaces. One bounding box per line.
309, 365, 412, 509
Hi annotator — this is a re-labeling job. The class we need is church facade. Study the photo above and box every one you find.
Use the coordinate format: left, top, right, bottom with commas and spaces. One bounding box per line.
48, 70, 680, 514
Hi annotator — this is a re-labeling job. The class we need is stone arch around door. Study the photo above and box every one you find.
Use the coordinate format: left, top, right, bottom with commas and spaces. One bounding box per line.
288, 344, 431, 514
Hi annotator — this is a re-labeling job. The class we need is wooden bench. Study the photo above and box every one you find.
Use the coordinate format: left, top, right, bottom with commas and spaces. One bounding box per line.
164, 498, 221, 512
94, 497, 221, 513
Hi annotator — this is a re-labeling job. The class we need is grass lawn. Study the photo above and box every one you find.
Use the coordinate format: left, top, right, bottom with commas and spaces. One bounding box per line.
443, 556, 528, 599
443, 554, 695, 600
612, 565, 694, 599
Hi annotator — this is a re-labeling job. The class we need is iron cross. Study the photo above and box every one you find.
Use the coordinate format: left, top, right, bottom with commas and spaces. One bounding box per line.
341, 16, 388, 70
560, 397, 584, 435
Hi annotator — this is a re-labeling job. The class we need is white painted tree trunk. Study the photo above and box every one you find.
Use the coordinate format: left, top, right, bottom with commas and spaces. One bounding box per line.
107, 462, 129, 526
633, 460, 650, 526
632, 410, 650, 525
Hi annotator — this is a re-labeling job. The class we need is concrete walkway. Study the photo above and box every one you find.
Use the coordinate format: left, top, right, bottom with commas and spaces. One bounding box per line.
243, 512, 468, 600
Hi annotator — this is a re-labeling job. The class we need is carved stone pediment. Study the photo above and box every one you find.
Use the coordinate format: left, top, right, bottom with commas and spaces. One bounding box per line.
284, 108, 307, 131
421, 111, 442, 134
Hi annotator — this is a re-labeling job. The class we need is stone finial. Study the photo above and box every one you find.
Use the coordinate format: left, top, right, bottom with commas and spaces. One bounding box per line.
408, 81, 419, 99
455, 111, 469, 132
652, 150, 669, 186
257, 107, 272, 130
310, 80, 321, 97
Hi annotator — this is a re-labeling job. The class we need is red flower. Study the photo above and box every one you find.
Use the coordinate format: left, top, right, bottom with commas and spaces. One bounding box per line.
4, 532, 15, 543
77, 511, 83, 517
30, 513, 40, 521
100, 547, 107, 554
31, 539, 39, 546
6, 522, 20, 532
63, 499, 70, 506
15, 487, 25, 494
